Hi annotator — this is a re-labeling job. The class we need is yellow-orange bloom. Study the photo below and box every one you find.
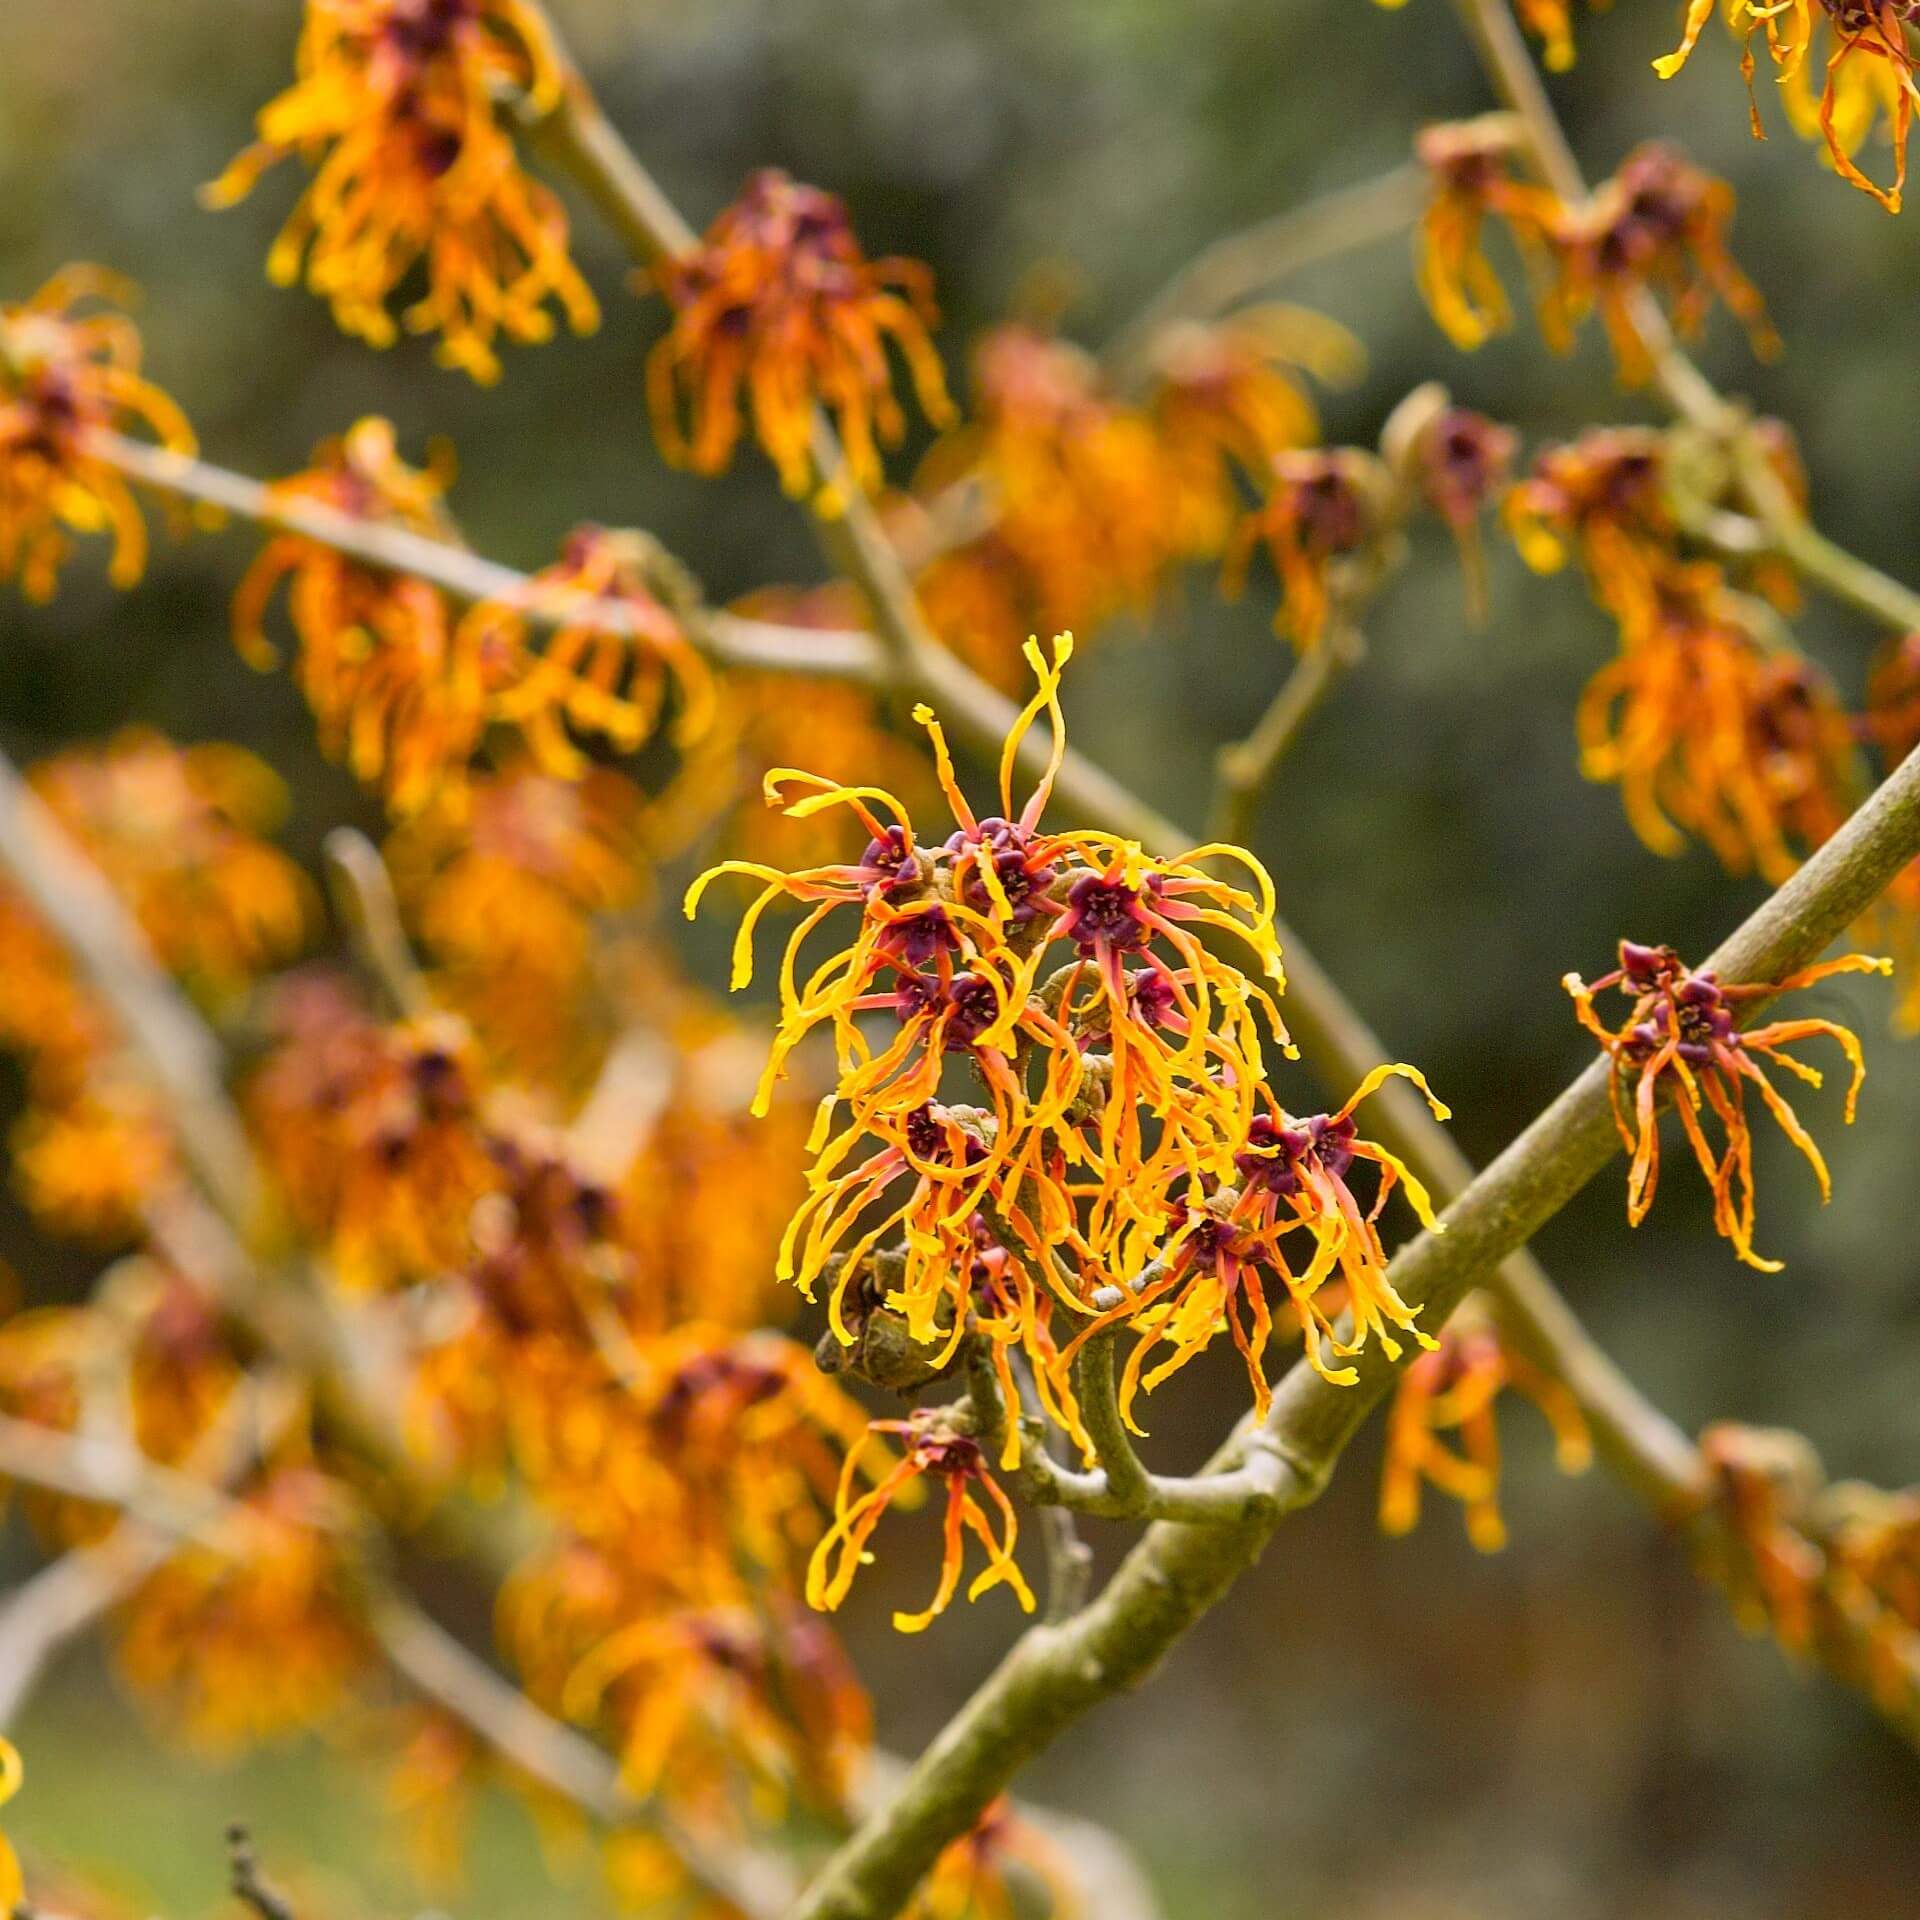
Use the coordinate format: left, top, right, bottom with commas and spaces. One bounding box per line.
1380, 1306, 1591, 1551
916, 326, 1174, 678
1538, 144, 1778, 388
456, 525, 717, 781
1226, 448, 1392, 650
1066, 1064, 1451, 1420
647, 170, 953, 505
1566, 939, 1888, 1269
0, 1739, 21, 1913
387, 762, 652, 1082
1412, 116, 1561, 351
1144, 308, 1363, 556
1573, 565, 1856, 880
1, 267, 194, 600
561, 1600, 871, 1815
206, 0, 598, 381
10, 1080, 176, 1244
1655, 1, 1918, 213
233, 419, 479, 815
28, 731, 313, 999
689, 636, 1295, 1372
912, 1798, 1083, 1920
117, 1463, 369, 1752
808, 1412, 1034, 1633
248, 991, 500, 1291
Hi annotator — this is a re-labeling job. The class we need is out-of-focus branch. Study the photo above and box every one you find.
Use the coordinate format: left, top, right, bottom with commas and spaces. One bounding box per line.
322, 829, 431, 1020
0, 1371, 299, 1728
1208, 625, 1365, 843
82, 429, 887, 685
0, 751, 258, 1230
0, 1411, 793, 1918
1104, 164, 1426, 386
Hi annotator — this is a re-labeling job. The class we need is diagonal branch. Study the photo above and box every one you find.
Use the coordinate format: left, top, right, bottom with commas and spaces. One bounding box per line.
787, 636, 1920, 1920
84, 428, 886, 685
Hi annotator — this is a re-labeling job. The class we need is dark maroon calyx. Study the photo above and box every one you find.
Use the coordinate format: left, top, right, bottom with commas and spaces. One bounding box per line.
1060, 873, 1147, 953
943, 972, 1001, 1048
879, 904, 957, 965
859, 824, 920, 897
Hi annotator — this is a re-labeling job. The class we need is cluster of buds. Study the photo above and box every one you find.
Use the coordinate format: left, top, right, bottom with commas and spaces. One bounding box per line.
695, 638, 1454, 1624
1566, 938, 1888, 1268
1414, 128, 1775, 387
206, 0, 599, 380
0, 268, 195, 600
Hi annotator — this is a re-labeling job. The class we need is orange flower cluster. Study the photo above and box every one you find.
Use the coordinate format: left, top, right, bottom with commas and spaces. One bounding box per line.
1225, 447, 1395, 650
115, 1459, 369, 1754
387, 761, 653, 1085
1505, 431, 1858, 880
1414, 130, 1775, 386
243, 962, 878, 1826
810, 1410, 1034, 1635
647, 170, 954, 505
458, 525, 717, 780
206, 0, 599, 381
32, 731, 313, 998
1566, 939, 1887, 1267
1656, 0, 1919, 212
1380, 1305, 1591, 1551
236, 421, 708, 815
1699, 1424, 1920, 1734
917, 315, 1360, 678
0, 267, 195, 601
0, 733, 310, 1239
0, 1267, 236, 1551
693, 637, 1451, 1621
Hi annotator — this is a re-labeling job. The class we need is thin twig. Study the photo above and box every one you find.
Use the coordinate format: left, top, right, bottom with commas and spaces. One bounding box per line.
1105, 164, 1427, 387
1208, 625, 1365, 842
226, 1827, 297, 1920
1069, 1332, 1153, 1513
83, 429, 886, 686
322, 829, 431, 1020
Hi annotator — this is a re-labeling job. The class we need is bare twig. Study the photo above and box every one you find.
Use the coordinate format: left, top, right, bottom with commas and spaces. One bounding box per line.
82, 429, 886, 686
322, 829, 430, 1020
1208, 625, 1365, 842
226, 1826, 297, 1920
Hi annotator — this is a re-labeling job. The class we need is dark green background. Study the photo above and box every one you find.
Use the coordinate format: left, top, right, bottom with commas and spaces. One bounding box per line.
2, 2, 1917, 1913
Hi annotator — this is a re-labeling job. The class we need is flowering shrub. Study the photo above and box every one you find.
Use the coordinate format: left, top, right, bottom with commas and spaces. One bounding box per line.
0, 1, 1918, 1916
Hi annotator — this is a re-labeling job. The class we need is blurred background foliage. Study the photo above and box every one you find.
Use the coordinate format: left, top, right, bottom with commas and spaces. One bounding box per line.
1, 0, 1917, 1914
